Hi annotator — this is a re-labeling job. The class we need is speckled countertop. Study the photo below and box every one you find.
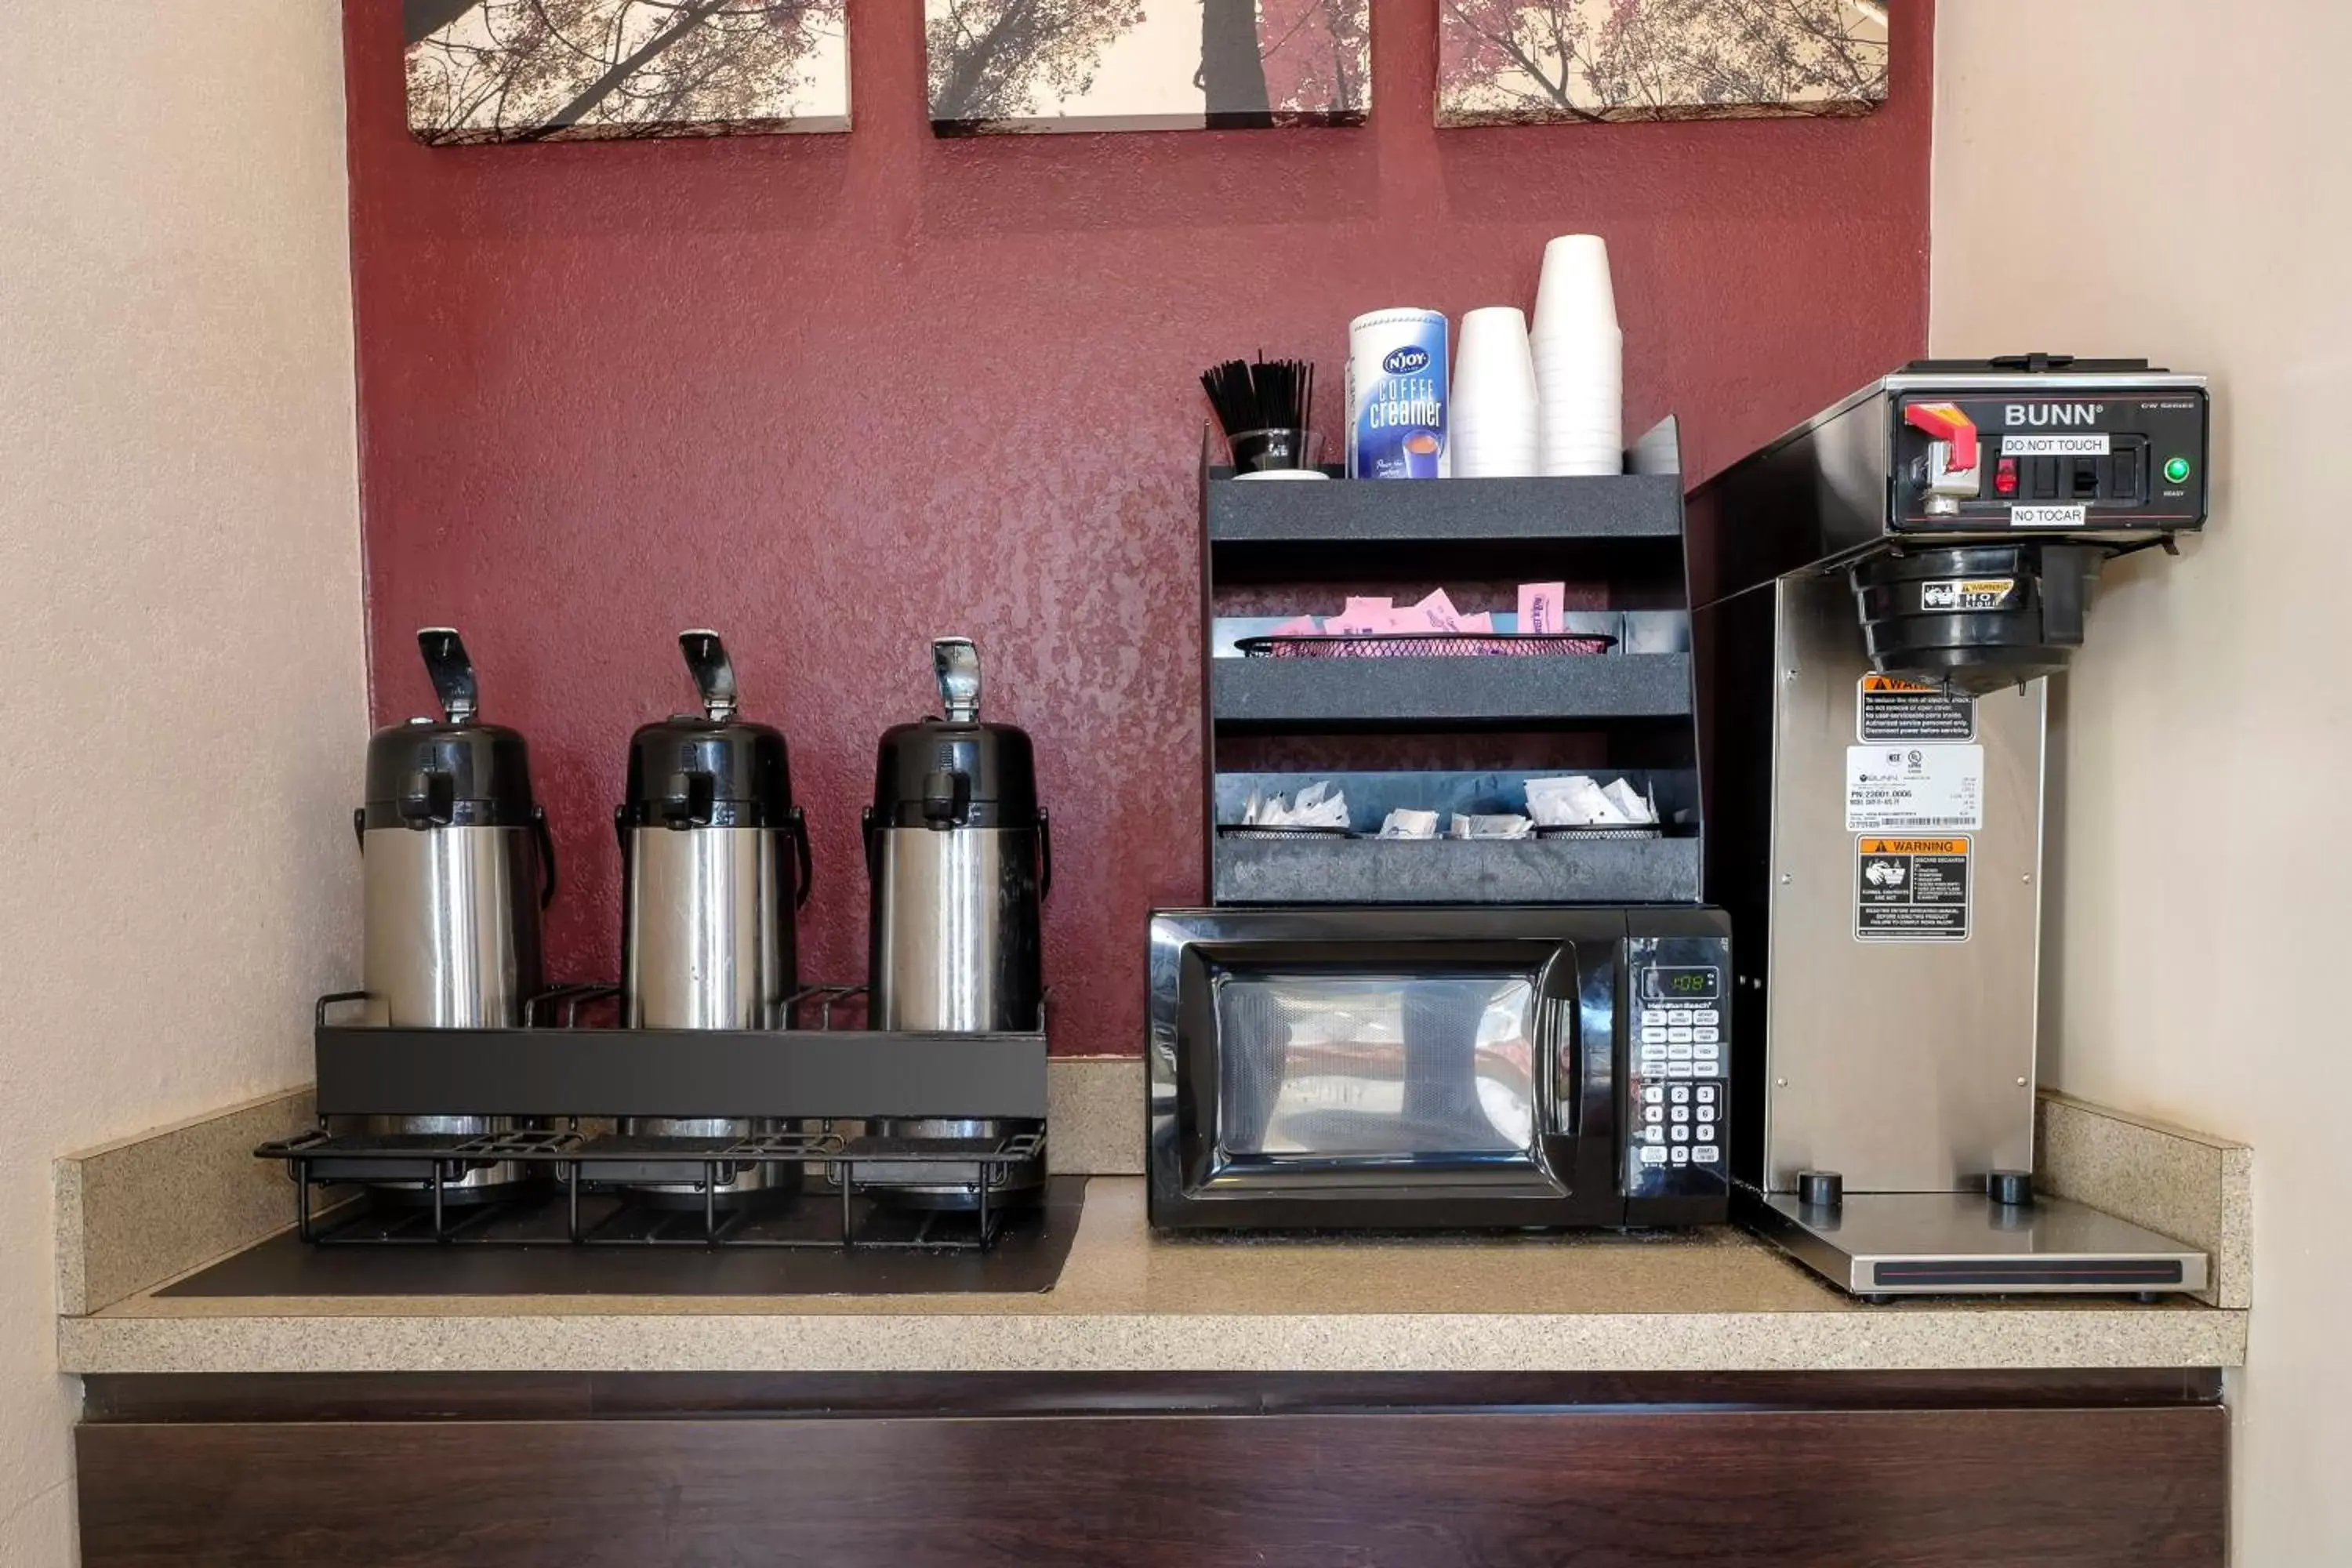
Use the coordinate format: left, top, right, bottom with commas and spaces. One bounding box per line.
58, 1178, 2245, 1376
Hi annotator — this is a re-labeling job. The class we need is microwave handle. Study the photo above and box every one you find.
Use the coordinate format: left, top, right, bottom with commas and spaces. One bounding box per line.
1537, 948, 1613, 1146
1577, 946, 1617, 1150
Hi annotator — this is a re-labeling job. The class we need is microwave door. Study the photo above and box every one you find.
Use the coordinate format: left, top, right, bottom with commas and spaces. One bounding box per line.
1203, 961, 1559, 1194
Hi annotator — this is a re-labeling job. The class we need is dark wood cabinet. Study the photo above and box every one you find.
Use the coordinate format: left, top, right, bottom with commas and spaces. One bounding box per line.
78, 1371, 2225, 1567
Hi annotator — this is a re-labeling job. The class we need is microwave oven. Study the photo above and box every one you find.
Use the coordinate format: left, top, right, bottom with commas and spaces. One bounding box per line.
1147, 907, 1733, 1230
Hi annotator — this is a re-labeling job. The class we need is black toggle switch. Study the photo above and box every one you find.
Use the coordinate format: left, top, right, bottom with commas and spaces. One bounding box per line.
2029, 456, 2061, 499
2112, 449, 2142, 501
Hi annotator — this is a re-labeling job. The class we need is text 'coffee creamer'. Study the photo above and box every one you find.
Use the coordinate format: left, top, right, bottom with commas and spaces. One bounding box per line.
1347, 309, 1449, 479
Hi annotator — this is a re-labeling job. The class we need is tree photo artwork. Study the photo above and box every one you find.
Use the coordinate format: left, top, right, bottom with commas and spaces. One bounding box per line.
1437, 0, 1889, 126
924, 1, 1371, 136
404, 0, 851, 145
397, 0, 1889, 147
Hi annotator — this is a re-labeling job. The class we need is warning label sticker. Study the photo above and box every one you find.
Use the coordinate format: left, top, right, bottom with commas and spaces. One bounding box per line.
2000, 433, 2111, 458
1846, 745, 1985, 833
1857, 674, 1977, 742
1918, 578, 2019, 614
1856, 837, 1972, 942
2012, 504, 2088, 527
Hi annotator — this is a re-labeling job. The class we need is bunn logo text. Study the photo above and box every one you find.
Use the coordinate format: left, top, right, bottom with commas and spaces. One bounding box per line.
2004, 403, 2105, 426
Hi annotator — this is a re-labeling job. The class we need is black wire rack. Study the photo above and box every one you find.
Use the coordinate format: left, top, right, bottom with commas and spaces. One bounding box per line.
256, 1124, 1047, 1252
263, 980, 1051, 1254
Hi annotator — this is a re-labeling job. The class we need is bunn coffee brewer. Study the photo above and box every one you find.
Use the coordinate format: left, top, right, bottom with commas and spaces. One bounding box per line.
615, 630, 811, 1203
1687, 357, 2213, 1296
862, 637, 1050, 1207
354, 628, 554, 1201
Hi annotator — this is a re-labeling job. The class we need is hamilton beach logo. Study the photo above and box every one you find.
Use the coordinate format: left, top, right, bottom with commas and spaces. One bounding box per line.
2005, 403, 2105, 426
1383, 347, 1431, 375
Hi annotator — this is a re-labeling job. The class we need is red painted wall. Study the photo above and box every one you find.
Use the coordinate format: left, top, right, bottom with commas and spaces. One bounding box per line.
344, 0, 1932, 1054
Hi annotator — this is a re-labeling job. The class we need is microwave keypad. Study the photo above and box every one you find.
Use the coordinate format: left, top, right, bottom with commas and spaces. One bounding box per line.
1626, 940, 1730, 1197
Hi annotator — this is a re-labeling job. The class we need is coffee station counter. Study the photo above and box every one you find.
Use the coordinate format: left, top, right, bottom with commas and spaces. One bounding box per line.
62, 1182, 2240, 1380
56, 1078, 2247, 1379
57, 1079, 2246, 1566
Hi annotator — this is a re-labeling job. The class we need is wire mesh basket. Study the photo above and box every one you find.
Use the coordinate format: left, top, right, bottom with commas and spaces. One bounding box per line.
1534, 822, 1665, 842
1216, 823, 1357, 840
1236, 632, 1618, 659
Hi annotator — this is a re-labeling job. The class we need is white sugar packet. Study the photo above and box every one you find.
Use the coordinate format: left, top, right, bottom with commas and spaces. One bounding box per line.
1257, 780, 1350, 829
1525, 775, 1624, 827
1601, 778, 1657, 825
1450, 814, 1534, 840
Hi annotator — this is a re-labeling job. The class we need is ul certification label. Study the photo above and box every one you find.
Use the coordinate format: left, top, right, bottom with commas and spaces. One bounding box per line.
1857, 673, 1977, 742
1856, 837, 1972, 942
1846, 745, 1984, 832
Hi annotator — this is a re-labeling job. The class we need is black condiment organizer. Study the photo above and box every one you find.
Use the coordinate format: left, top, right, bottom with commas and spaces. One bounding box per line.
259, 986, 1050, 1251
1200, 417, 1704, 906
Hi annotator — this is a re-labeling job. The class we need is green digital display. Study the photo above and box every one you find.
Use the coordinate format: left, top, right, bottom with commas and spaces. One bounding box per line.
1642, 966, 1721, 1004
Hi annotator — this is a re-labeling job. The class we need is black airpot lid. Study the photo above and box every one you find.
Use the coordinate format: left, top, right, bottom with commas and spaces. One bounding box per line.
873, 719, 1038, 829
362, 630, 539, 830
870, 638, 1040, 829
619, 631, 793, 829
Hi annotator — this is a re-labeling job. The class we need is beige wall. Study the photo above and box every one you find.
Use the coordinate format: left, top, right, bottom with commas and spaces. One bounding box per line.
0, 3, 364, 1562
1934, 2, 2352, 1560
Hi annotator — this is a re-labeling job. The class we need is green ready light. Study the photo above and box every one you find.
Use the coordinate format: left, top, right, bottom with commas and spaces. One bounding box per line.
2164, 456, 2194, 485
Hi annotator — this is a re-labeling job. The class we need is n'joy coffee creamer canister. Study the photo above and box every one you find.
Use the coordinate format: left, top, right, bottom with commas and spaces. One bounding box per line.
1347, 308, 1450, 479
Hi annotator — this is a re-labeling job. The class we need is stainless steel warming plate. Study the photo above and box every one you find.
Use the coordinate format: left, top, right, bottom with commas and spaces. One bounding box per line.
1747, 1190, 2209, 1298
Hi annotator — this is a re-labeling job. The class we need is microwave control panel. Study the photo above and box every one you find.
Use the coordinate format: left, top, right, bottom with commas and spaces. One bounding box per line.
1624, 936, 1732, 1200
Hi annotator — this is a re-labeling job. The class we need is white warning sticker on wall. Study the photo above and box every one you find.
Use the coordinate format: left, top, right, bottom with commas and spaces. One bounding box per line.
1845, 745, 1984, 833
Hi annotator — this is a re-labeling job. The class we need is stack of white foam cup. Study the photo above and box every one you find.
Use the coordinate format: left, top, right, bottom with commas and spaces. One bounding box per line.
1531, 234, 1623, 477
1450, 307, 1541, 478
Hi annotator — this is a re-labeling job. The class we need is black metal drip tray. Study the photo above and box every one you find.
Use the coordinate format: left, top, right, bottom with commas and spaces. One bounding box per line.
162, 1177, 1084, 1298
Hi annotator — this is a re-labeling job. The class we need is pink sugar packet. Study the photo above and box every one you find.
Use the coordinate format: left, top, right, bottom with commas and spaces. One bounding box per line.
1457, 612, 1495, 633
1517, 582, 1566, 634
1330, 597, 1396, 636
1411, 589, 1464, 632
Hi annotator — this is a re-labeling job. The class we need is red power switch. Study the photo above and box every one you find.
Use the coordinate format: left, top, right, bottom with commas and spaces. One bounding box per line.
1904, 403, 1980, 473
1994, 456, 2020, 496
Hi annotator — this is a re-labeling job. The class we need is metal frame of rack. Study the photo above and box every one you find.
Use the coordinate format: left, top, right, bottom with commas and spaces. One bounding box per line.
257, 1124, 1046, 1251
305, 985, 1047, 1121
260, 984, 1052, 1252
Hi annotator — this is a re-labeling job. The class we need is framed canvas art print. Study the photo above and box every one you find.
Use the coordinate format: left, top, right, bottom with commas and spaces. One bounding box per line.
1438, 0, 1888, 127
406, 0, 852, 145
926, 1, 1370, 135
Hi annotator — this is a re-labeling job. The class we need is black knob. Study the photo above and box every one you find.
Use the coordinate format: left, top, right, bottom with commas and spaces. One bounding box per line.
1986, 1170, 2036, 1209
397, 768, 455, 828
1797, 1170, 1843, 1210
921, 768, 972, 828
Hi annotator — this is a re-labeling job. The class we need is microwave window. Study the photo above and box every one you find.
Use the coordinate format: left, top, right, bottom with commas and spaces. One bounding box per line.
1214, 972, 1537, 1159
